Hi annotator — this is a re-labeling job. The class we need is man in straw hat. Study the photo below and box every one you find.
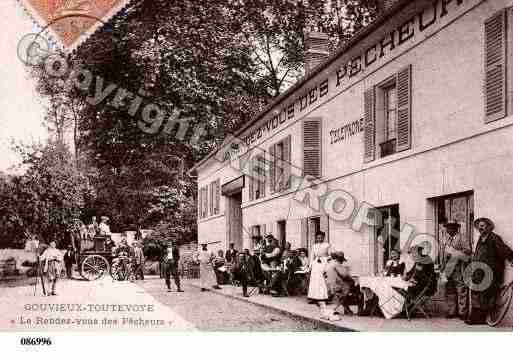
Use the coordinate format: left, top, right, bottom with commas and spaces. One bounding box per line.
466, 217, 513, 324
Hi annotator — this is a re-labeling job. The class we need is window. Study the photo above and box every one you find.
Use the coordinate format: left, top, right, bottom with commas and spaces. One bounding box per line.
377, 81, 398, 157
364, 65, 411, 162
300, 215, 329, 259
384, 85, 397, 142
277, 220, 286, 248
269, 135, 292, 192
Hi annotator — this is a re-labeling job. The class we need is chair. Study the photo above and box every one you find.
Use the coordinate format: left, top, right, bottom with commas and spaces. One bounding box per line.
397, 274, 438, 320
333, 277, 364, 315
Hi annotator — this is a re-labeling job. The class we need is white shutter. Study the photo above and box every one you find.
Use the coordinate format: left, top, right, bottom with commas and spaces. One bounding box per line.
269, 144, 275, 193
363, 88, 376, 162
303, 119, 322, 177
484, 10, 507, 123
396, 64, 412, 152
283, 135, 292, 189
198, 187, 202, 218
215, 179, 220, 214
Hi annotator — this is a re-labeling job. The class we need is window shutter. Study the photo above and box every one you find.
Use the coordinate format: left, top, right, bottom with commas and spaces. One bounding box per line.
198, 187, 202, 218
260, 154, 266, 197
203, 186, 208, 218
269, 144, 276, 193
215, 179, 220, 214
283, 135, 292, 189
396, 64, 412, 152
363, 88, 376, 162
209, 182, 213, 216
303, 119, 322, 177
484, 10, 507, 123
248, 167, 254, 201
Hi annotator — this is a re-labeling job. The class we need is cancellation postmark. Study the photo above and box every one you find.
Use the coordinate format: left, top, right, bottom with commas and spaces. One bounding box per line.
18, 0, 132, 51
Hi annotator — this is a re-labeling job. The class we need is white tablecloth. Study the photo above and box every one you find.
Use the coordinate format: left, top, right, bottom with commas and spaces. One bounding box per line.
358, 276, 411, 319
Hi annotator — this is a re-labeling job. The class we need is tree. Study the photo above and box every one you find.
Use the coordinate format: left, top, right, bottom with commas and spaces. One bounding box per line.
27, 0, 379, 242
0, 141, 93, 247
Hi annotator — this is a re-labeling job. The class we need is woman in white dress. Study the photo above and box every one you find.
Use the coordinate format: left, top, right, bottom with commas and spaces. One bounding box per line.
308, 231, 331, 319
198, 244, 221, 291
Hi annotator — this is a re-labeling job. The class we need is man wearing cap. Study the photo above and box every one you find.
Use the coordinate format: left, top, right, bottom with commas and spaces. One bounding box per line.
440, 221, 471, 319
466, 217, 513, 324
163, 241, 183, 292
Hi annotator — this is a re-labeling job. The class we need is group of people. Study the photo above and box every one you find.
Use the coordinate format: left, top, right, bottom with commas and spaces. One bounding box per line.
196, 236, 310, 297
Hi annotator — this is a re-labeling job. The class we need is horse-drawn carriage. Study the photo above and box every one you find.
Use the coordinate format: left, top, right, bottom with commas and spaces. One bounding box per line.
72, 234, 114, 281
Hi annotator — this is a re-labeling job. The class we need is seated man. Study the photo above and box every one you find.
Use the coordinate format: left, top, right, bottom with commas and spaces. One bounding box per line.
325, 251, 362, 315
384, 249, 406, 277
403, 246, 436, 298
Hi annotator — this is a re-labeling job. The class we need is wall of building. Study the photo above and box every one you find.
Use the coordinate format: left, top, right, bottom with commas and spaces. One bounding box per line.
196, 0, 513, 282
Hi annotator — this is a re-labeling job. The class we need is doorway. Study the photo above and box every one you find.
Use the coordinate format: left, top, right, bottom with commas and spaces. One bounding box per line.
277, 220, 287, 248
226, 191, 243, 250
433, 191, 474, 265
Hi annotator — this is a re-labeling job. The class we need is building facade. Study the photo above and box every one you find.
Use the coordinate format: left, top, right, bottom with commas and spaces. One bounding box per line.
191, 0, 513, 283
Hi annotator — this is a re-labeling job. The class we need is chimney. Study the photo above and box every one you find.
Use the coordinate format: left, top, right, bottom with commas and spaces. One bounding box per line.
304, 30, 330, 75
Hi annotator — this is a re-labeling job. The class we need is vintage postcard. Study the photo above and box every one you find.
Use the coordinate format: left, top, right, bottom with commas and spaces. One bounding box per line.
1, 0, 513, 342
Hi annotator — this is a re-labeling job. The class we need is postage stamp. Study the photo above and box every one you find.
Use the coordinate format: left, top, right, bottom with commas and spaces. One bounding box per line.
18, 0, 131, 50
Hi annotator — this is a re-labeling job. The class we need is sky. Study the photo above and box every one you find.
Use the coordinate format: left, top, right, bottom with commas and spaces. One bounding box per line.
0, 0, 48, 173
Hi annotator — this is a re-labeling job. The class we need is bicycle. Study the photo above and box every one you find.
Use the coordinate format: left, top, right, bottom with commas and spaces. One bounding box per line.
110, 254, 135, 281
486, 277, 513, 327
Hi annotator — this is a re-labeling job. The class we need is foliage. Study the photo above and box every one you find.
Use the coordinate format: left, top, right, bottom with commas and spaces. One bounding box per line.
26, 0, 379, 244
0, 142, 93, 248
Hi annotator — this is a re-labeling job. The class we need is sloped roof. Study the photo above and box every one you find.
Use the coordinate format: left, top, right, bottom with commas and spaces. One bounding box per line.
190, 0, 413, 175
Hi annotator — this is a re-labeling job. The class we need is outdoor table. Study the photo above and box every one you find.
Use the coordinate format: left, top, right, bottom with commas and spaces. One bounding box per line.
358, 275, 411, 319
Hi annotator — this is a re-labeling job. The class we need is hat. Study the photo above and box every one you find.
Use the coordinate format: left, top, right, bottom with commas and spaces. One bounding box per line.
264, 233, 275, 240
474, 217, 495, 230
101, 216, 109, 221
315, 230, 326, 237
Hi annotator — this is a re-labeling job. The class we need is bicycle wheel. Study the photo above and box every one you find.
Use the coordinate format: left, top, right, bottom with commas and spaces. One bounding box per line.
486, 283, 513, 327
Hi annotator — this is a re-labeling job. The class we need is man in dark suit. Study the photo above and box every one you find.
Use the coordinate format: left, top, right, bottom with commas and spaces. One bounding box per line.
63, 245, 74, 279
232, 252, 251, 297
466, 217, 513, 324
163, 241, 183, 292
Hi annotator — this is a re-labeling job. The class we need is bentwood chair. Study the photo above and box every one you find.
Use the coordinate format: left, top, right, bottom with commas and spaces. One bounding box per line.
396, 274, 438, 320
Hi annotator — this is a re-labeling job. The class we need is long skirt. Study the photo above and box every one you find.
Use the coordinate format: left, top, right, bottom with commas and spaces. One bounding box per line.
199, 262, 216, 288
308, 257, 329, 300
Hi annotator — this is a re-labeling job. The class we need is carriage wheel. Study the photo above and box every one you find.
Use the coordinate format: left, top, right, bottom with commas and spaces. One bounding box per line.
81, 255, 109, 281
